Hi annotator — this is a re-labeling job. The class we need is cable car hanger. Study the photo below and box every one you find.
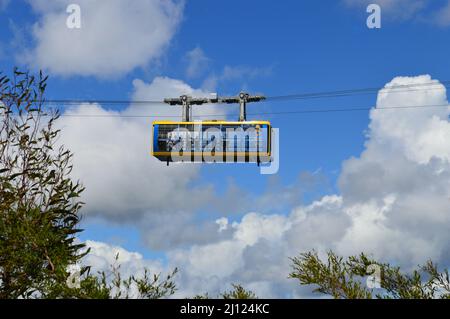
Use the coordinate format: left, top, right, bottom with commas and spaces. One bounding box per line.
163, 92, 266, 122
152, 92, 272, 165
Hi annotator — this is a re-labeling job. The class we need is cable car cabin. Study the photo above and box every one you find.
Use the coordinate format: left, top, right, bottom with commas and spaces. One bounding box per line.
152, 121, 272, 164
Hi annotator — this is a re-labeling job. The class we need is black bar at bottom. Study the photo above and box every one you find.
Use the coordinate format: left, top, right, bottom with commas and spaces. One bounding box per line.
0, 299, 446, 318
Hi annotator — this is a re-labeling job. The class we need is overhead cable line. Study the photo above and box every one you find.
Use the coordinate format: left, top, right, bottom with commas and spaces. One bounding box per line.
22, 102, 448, 119
34, 80, 450, 107
266, 81, 450, 101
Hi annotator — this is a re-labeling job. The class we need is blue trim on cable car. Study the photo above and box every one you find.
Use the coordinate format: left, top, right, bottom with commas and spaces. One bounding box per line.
153, 124, 159, 152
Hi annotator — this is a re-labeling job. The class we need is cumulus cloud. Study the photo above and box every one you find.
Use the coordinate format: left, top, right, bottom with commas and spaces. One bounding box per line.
336, 75, 450, 265
83, 240, 164, 277
57, 76, 231, 250
76, 74, 450, 297
80, 240, 171, 298
57, 76, 223, 220
154, 75, 450, 297
130, 76, 219, 109
167, 195, 346, 298
58, 102, 205, 221
23, 0, 184, 77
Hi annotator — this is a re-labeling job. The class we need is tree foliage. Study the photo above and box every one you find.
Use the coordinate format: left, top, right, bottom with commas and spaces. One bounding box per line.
0, 69, 87, 298
0, 69, 177, 299
290, 250, 450, 299
47, 254, 178, 299
192, 284, 257, 299
221, 284, 257, 299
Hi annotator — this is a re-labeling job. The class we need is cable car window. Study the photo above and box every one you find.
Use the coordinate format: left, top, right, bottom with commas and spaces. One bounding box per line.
152, 121, 271, 163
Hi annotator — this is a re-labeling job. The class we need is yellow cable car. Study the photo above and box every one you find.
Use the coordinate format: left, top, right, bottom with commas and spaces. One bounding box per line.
151, 93, 272, 165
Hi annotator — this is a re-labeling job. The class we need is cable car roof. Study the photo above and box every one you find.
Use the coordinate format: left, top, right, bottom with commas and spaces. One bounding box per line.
152, 120, 271, 125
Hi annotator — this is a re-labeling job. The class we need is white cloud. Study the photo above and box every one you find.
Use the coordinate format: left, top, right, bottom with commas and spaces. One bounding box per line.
130, 77, 219, 111
83, 240, 164, 277
168, 195, 346, 298
23, 0, 184, 77
57, 76, 232, 251
58, 102, 205, 221
335, 75, 450, 265
57, 76, 225, 222
160, 75, 450, 297
80, 240, 169, 298
75, 74, 450, 298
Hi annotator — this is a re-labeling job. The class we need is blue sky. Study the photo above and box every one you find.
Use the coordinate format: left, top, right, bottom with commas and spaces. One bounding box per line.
2, 0, 450, 297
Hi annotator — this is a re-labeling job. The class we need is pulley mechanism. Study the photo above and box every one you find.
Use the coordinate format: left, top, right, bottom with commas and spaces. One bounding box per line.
163, 92, 265, 121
